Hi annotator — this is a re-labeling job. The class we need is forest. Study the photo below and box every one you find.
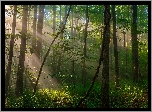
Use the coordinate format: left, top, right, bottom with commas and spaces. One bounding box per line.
5, 5, 149, 109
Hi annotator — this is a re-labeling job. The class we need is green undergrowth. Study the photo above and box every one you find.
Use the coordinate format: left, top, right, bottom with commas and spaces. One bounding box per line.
5, 78, 148, 108
109, 79, 148, 108
6, 88, 74, 108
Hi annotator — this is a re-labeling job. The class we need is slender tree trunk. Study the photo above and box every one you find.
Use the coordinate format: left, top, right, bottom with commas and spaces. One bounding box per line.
110, 20, 113, 72
59, 5, 62, 38
126, 30, 128, 74
82, 5, 89, 87
15, 5, 28, 97
32, 5, 37, 51
131, 5, 139, 82
53, 5, 56, 35
70, 6, 75, 88
27, 6, 31, 31
125, 5, 130, 77
57, 5, 67, 72
36, 5, 45, 59
5, 5, 17, 100
110, 36, 113, 71
112, 5, 119, 87
57, 5, 62, 72
101, 5, 111, 108
123, 32, 126, 47
123, 31, 127, 78
60, 6, 65, 39
64, 6, 67, 24
52, 5, 56, 74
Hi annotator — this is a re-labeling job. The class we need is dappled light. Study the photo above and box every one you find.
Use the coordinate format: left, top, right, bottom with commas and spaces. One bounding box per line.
4, 4, 149, 109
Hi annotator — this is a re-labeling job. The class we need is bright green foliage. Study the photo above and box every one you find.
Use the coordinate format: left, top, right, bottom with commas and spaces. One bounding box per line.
6, 79, 148, 108
6, 88, 73, 108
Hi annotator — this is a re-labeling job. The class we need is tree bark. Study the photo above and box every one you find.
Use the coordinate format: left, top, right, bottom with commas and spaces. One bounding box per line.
15, 5, 28, 97
27, 5, 31, 31
32, 5, 37, 51
57, 5, 67, 73
131, 5, 139, 83
101, 5, 111, 108
70, 6, 76, 88
52, 5, 56, 74
82, 5, 89, 87
5, 5, 17, 100
57, 5, 62, 72
112, 5, 119, 87
36, 5, 45, 59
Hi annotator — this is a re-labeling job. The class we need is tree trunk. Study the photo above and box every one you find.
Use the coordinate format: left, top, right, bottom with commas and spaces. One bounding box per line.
110, 36, 113, 70
70, 6, 76, 88
101, 5, 111, 108
5, 5, 17, 100
57, 5, 67, 73
131, 5, 139, 82
27, 5, 31, 31
60, 6, 66, 40
122, 31, 127, 78
36, 5, 45, 59
15, 5, 28, 97
57, 5, 62, 72
52, 5, 56, 74
82, 5, 89, 87
32, 5, 37, 51
123, 32, 126, 47
112, 5, 119, 87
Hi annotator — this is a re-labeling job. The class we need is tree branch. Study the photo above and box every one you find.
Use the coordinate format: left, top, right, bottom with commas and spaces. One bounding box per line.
33, 5, 72, 95
76, 5, 111, 108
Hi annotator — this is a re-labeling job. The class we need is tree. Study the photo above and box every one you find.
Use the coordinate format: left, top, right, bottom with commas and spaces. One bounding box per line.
125, 5, 130, 78
27, 5, 31, 31
15, 5, 28, 97
5, 5, 17, 100
76, 5, 111, 108
32, 5, 37, 51
60, 5, 67, 39
131, 5, 139, 82
57, 5, 67, 73
112, 5, 119, 87
101, 5, 111, 108
57, 5, 62, 72
52, 5, 56, 74
82, 5, 89, 87
71, 6, 76, 88
33, 5, 72, 95
36, 5, 45, 59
